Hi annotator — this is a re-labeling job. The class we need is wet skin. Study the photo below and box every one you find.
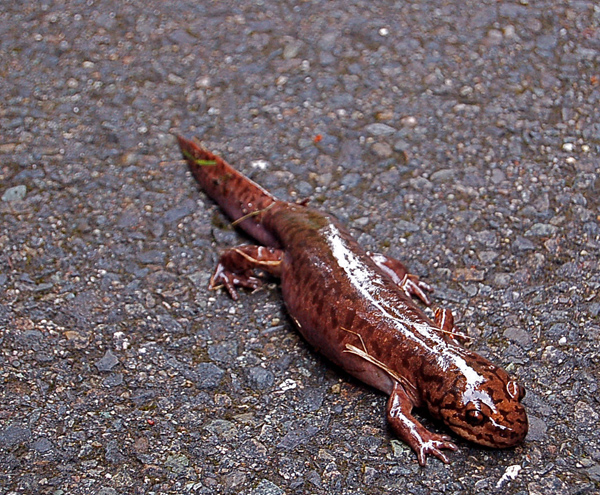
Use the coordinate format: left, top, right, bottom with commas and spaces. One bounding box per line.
178, 136, 528, 465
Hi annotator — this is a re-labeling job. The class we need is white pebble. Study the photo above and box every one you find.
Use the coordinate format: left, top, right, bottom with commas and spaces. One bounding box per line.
279, 379, 297, 391
250, 160, 269, 170
562, 143, 574, 152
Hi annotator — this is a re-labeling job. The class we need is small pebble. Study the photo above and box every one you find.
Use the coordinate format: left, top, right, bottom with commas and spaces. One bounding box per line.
364, 123, 396, 136
194, 363, 225, 389
0, 425, 31, 447
251, 480, 284, 495
95, 350, 119, 372
371, 142, 393, 158
251, 160, 269, 170
246, 366, 274, 389
2, 185, 26, 202
526, 223, 558, 236
32, 437, 53, 453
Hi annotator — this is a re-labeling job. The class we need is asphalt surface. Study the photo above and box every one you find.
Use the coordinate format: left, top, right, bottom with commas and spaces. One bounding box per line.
1, 1, 599, 494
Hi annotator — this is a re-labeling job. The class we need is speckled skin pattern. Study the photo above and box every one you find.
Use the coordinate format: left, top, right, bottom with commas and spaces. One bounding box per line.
178, 136, 528, 466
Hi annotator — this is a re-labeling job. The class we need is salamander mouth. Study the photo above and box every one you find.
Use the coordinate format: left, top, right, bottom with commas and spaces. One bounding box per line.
447, 416, 528, 448
448, 424, 519, 448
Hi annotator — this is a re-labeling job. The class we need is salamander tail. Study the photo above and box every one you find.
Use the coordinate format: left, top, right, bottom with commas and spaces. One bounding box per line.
177, 135, 281, 247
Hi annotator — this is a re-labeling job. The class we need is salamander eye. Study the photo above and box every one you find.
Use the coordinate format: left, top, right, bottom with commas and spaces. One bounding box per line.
465, 409, 485, 426
507, 381, 526, 401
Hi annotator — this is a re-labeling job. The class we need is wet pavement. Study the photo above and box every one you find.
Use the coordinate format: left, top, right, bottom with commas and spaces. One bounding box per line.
1, 1, 599, 494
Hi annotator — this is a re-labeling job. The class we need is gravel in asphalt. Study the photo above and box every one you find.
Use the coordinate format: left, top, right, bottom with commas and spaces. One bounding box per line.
1, 1, 599, 494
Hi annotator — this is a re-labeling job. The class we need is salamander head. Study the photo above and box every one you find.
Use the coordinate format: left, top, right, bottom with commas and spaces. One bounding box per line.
434, 360, 528, 448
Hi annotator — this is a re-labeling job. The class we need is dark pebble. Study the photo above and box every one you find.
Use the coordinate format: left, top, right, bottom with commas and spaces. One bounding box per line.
194, 362, 225, 389
512, 236, 535, 251
33, 282, 54, 292
18, 330, 43, 347
503, 327, 533, 349
95, 350, 120, 372
205, 419, 237, 440
165, 453, 190, 474
117, 208, 140, 228
307, 470, 322, 488
31, 437, 53, 453
240, 438, 268, 462
0, 425, 31, 448
434, 287, 465, 303
526, 223, 558, 236
430, 168, 456, 182
130, 390, 157, 406
105, 439, 126, 464
295, 180, 313, 197
587, 466, 600, 483
395, 220, 420, 232
164, 199, 196, 223
526, 415, 547, 442
34, 352, 55, 363
298, 388, 324, 413
251, 479, 284, 495
169, 29, 197, 45
208, 340, 238, 365
246, 366, 274, 390
583, 222, 599, 238
357, 434, 382, 453
212, 227, 239, 246
364, 123, 396, 136
157, 314, 184, 333
277, 425, 319, 450
138, 250, 166, 265
547, 322, 571, 339
103, 373, 124, 387
340, 172, 361, 188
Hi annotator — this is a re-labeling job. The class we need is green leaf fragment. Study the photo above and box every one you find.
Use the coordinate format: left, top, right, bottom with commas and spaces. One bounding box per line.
182, 149, 217, 166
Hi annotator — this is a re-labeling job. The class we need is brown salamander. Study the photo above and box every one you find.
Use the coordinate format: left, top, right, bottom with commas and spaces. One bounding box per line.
177, 136, 528, 465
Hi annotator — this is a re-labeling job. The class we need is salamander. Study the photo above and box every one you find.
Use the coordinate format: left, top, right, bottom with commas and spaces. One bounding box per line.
177, 136, 528, 465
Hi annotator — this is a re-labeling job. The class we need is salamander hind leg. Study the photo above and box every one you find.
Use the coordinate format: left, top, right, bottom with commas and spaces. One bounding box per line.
433, 308, 470, 344
210, 245, 284, 300
387, 382, 457, 466
368, 252, 433, 305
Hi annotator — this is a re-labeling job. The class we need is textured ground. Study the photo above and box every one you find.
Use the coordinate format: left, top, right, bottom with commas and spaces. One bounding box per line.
1, 1, 599, 494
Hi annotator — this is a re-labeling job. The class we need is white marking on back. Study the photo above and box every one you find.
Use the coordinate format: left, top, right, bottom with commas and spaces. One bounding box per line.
324, 224, 493, 410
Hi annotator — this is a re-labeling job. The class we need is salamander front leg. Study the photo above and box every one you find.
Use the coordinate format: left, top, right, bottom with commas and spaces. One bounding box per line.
368, 252, 433, 305
210, 245, 284, 300
387, 382, 457, 466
